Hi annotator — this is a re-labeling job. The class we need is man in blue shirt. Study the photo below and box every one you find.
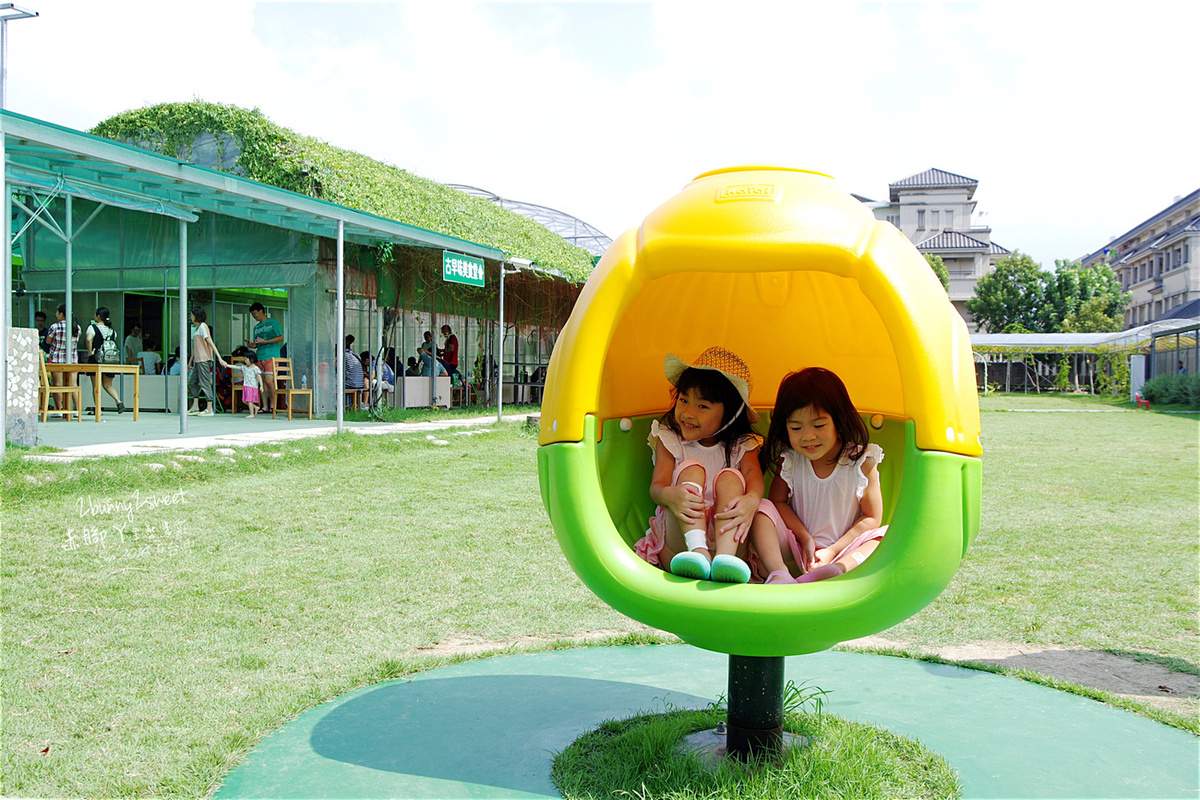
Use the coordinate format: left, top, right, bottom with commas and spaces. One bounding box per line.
246, 302, 284, 411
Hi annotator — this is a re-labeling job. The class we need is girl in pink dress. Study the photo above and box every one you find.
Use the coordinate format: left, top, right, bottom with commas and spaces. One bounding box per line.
633, 346, 765, 584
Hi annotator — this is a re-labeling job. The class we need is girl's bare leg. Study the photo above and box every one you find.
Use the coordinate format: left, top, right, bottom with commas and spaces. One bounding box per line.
750, 513, 788, 576
670, 464, 709, 560
711, 469, 748, 558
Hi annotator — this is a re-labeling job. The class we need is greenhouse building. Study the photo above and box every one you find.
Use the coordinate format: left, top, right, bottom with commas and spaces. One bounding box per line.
4, 103, 597, 427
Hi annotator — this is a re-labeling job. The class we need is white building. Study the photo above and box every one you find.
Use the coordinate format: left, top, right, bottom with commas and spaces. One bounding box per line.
1080, 189, 1200, 329
864, 168, 1010, 331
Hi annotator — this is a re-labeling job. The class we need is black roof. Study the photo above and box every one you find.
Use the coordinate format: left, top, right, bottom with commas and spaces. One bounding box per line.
890, 168, 978, 201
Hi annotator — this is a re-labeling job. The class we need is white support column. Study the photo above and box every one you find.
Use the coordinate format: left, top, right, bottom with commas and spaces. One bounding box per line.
64, 195, 73, 364
1, 120, 8, 458
497, 263, 505, 422
336, 220, 344, 432
178, 220, 187, 433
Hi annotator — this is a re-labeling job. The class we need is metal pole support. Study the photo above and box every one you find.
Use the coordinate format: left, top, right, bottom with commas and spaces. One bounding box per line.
727, 654, 785, 761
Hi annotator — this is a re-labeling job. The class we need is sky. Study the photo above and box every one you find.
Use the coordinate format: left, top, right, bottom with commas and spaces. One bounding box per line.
6, 1, 1199, 268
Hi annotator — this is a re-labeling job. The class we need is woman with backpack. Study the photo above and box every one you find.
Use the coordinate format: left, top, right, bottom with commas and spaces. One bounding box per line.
86, 307, 125, 414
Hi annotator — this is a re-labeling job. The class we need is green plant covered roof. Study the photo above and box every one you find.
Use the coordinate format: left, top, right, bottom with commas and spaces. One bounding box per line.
89, 101, 595, 281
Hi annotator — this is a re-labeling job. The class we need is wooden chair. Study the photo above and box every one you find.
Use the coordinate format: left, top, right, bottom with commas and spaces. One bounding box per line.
228, 356, 248, 413
39, 351, 82, 422
272, 358, 313, 420
344, 374, 369, 410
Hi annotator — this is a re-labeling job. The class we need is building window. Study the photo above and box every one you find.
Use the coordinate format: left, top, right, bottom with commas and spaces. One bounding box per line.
945, 210, 954, 230
917, 210, 925, 230
1185, 244, 1190, 263
886, 214, 899, 227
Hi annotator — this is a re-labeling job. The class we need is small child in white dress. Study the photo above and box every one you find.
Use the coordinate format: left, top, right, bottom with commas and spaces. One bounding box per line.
752, 367, 888, 584
230, 351, 264, 418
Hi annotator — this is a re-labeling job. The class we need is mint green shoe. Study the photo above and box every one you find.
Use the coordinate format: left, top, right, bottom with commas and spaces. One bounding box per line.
711, 554, 751, 584
670, 551, 711, 580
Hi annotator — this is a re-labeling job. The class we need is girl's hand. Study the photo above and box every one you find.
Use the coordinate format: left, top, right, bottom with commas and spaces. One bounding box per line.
797, 533, 816, 570
813, 547, 835, 567
665, 484, 706, 529
715, 494, 757, 543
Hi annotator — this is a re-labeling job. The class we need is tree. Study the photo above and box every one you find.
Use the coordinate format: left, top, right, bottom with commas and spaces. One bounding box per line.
966, 252, 1047, 333
1062, 295, 1125, 333
1041, 259, 1129, 332
924, 253, 949, 292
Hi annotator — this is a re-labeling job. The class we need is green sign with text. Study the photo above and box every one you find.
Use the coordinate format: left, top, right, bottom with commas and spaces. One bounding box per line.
442, 251, 485, 287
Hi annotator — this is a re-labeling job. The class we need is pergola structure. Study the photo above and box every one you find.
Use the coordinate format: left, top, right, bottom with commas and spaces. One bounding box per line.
970, 320, 1200, 395
1, 110, 518, 455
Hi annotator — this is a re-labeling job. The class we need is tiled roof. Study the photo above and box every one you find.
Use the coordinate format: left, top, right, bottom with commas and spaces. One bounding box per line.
1159, 298, 1200, 322
1108, 211, 1200, 265
1081, 188, 1200, 264
889, 168, 977, 200
990, 241, 1011, 255
916, 231, 990, 251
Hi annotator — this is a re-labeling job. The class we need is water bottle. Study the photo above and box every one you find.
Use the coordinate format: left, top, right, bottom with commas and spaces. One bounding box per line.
301, 373, 308, 390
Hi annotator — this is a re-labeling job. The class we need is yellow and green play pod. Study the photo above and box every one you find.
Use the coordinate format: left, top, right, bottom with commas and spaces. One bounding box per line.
537, 166, 981, 657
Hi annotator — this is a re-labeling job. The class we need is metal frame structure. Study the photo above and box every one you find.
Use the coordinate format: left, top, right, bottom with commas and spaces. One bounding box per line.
1148, 321, 1200, 379
449, 184, 612, 257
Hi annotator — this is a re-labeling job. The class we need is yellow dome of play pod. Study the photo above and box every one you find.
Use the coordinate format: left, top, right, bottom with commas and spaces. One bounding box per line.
537, 166, 982, 657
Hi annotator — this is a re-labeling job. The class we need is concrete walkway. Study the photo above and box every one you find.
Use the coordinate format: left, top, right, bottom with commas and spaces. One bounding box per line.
215, 644, 1198, 799
25, 410, 531, 461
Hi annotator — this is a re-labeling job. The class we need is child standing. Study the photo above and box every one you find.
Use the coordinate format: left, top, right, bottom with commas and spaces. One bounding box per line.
633, 347, 765, 584
229, 351, 264, 418
753, 367, 887, 584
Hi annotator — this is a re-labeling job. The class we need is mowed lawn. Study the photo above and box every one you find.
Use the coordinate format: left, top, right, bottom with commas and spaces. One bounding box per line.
1, 400, 1197, 797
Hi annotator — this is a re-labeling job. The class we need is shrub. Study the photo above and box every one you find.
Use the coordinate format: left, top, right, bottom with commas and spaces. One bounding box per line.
1141, 374, 1200, 407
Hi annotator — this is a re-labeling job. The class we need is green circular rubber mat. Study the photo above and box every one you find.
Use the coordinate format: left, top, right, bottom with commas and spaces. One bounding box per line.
215, 645, 1198, 799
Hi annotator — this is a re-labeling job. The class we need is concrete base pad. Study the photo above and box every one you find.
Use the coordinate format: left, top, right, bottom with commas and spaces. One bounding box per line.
214, 644, 1198, 799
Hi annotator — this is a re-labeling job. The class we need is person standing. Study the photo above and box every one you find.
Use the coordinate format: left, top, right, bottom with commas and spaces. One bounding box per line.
45, 304, 78, 410
35, 311, 50, 354
187, 307, 221, 416
438, 324, 460, 383
86, 307, 125, 414
124, 323, 144, 364
246, 302, 284, 412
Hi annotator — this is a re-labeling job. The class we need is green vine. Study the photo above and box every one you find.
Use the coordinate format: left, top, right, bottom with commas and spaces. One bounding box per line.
89, 101, 596, 281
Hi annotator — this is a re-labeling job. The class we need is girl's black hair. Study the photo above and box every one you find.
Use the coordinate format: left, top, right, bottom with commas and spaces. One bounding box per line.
95, 307, 111, 324
190, 306, 207, 323
56, 304, 80, 335
760, 367, 869, 474
659, 367, 753, 466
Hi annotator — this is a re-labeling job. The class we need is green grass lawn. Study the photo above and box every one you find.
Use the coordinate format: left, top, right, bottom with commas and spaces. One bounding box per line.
1, 399, 1197, 797
887, 402, 1199, 665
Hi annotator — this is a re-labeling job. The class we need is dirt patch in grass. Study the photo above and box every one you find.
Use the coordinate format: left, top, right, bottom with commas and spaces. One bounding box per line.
848, 636, 1198, 718
414, 629, 651, 657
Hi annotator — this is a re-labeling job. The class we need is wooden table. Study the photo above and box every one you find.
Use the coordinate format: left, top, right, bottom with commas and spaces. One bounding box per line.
45, 363, 141, 422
